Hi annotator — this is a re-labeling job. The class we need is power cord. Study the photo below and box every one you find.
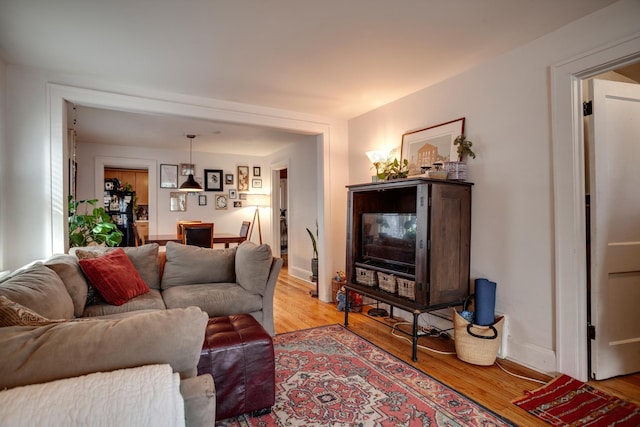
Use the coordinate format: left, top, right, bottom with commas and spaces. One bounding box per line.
390, 321, 456, 355
389, 320, 549, 384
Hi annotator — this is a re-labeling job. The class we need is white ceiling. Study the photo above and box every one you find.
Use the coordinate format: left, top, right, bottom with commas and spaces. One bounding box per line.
0, 0, 619, 154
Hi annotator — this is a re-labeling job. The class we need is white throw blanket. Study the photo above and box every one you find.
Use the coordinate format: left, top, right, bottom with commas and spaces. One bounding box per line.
0, 364, 185, 427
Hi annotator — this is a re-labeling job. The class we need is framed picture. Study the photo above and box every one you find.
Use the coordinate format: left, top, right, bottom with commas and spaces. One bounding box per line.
204, 169, 224, 191
253, 166, 261, 177
198, 195, 207, 206
225, 173, 234, 185
170, 192, 186, 212
252, 178, 262, 188
239, 193, 247, 200
228, 189, 237, 199
160, 164, 178, 188
237, 166, 249, 191
180, 163, 195, 176
215, 194, 228, 210
401, 117, 465, 175
233, 201, 242, 208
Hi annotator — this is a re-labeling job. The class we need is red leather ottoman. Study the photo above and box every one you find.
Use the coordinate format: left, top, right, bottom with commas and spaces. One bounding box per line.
197, 314, 275, 421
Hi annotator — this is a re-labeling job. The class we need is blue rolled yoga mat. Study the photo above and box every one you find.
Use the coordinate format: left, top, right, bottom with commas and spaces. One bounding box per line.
475, 278, 496, 326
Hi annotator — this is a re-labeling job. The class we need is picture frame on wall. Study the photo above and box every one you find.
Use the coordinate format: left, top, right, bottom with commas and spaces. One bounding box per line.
170, 192, 186, 211
228, 189, 237, 199
237, 166, 249, 191
215, 194, 228, 210
204, 169, 224, 191
400, 117, 465, 176
252, 178, 262, 188
253, 166, 261, 177
198, 195, 207, 206
233, 201, 242, 208
180, 163, 195, 176
225, 173, 234, 185
160, 164, 178, 188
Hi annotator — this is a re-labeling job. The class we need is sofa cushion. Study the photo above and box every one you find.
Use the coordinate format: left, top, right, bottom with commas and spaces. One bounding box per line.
78, 249, 150, 306
82, 289, 166, 317
235, 241, 273, 296
162, 283, 262, 316
0, 296, 57, 327
161, 242, 236, 289
0, 263, 74, 320
70, 244, 161, 289
44, 254, 89, 317
0, 306, 209, 390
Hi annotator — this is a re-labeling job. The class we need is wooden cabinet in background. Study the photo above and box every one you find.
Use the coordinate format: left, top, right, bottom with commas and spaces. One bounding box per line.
135, 221, 149, 239
104, 168, 149, 205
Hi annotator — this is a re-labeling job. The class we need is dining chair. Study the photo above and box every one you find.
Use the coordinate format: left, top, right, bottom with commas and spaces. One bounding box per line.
131, 222, 145, 247
182, 223, 214, 248
176, 220, 202, 239
239, 221, 251, 240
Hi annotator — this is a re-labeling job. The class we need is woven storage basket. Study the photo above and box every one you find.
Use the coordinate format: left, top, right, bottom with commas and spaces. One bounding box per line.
397, 278, 415, 300
453, 309, 504, 366
377, 272, 397, 293
355, 267, 377, 287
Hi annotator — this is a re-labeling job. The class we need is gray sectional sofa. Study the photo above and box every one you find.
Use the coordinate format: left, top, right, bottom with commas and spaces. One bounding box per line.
0, 240, 283, 426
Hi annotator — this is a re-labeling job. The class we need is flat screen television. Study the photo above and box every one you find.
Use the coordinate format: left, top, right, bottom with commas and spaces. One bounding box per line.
361, 213, 416, 268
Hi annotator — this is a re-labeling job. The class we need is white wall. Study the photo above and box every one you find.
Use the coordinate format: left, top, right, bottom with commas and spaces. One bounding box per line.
77, 141, 277, 242
1, 67, 348, 293
0, 55, 6, 272
348, 0, 640, 374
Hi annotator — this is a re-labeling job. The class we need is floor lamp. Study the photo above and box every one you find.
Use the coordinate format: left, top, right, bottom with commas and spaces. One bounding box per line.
246, 194, 270, 244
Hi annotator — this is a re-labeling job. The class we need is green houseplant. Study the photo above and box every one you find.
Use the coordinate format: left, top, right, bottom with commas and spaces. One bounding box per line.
377, 158, 409, 181
68, 195, 123, 247
453, 135, 476, 161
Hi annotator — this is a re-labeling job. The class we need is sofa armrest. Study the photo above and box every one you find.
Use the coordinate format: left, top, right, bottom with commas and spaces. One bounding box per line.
261, 257, 283, 336
181, 374, 216, 427
0, 307, 208, 390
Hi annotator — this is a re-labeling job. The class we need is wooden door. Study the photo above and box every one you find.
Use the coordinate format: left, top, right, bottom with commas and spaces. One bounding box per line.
588, 78, 640, 379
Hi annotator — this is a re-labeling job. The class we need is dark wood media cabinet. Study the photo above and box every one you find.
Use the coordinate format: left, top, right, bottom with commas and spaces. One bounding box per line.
343, 178, 472, 361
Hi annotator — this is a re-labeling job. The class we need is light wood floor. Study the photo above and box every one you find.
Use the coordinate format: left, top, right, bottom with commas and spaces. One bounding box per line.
273, 267, 640, 426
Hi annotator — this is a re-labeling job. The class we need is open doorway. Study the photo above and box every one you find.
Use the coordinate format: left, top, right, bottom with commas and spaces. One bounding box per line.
104, 167, 149, 246
278, 169, 288, 267
551, 34, 640, 381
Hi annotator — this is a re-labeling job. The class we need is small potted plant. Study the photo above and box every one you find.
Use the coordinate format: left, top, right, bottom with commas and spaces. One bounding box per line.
453, 134, 476, 161
446, 135, 476, 180
377, 158, 409, 181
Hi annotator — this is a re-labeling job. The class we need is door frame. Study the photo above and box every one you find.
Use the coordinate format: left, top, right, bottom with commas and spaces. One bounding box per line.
551, 32, 640, 381
48, 84, 333, 295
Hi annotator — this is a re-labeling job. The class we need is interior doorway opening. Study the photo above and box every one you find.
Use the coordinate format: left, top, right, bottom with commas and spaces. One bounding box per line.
275, 168, 288, 267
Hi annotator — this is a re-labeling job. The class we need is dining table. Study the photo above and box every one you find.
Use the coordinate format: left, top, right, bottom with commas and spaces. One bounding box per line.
146, 232, 247, 248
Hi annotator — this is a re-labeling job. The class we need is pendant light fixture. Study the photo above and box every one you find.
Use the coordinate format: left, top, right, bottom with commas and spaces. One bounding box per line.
179, 134, 203, 192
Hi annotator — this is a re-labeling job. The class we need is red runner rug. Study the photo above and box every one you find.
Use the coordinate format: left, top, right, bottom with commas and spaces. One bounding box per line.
512, 373, 640, 426
217, 324, 514, 426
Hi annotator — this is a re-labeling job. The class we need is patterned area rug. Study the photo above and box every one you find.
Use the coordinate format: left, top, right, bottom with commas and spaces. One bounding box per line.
217, 324, 514, 426
513, 373, 640, 426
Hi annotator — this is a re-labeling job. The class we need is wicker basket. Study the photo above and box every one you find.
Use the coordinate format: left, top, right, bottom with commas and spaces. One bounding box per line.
355, 267, 377, 287
397, 277, 416, 300
453, 309, 504, 366
377, 272, 397, 293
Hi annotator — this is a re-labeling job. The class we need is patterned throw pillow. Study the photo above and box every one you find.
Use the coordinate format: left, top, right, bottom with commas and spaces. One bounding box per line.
0, 295, 59, 327
77, 249, 150, 306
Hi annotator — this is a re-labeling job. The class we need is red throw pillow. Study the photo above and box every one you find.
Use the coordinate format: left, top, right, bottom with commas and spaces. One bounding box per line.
78, 248, 150, 306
